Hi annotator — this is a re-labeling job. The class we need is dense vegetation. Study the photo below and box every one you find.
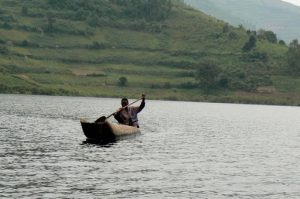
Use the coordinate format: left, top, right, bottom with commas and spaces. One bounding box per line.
287, 39, 300, 75
0, 0, 299, 105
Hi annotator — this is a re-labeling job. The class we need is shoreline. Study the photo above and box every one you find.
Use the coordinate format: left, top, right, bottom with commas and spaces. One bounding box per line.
1, 90, 299, 107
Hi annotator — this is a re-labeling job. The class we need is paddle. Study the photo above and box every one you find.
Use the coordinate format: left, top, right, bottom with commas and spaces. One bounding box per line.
95, 97, 143, 124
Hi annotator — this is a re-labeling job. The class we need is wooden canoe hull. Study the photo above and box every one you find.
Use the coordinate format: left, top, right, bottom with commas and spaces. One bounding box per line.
80, 119, 140, 142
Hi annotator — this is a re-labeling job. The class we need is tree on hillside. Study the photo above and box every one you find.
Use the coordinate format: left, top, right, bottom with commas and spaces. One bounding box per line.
257, 29, 277, 43
287, 39, 300, 74
222, 23, 230, 33
118, 76, 128, 87
242, 35, 256, 52
278, 40, 286, 45
195, 60, 220, 92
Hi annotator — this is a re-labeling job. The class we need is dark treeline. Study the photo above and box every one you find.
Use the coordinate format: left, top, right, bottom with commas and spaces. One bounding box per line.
111, 0, 172, 21
46, 0, 172, 21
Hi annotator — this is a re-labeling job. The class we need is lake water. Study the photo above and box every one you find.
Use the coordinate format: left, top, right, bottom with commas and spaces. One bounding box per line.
0, 94, 299, 198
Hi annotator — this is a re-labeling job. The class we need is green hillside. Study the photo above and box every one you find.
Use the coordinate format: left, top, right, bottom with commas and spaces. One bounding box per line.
0, 0, 299, 105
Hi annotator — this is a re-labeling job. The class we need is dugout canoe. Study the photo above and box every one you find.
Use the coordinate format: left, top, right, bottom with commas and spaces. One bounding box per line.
80, 119, 140, 143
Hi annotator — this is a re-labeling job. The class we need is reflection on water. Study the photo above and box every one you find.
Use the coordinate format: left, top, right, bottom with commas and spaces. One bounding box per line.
0, 94, 300, 198
81, 140, 116, 148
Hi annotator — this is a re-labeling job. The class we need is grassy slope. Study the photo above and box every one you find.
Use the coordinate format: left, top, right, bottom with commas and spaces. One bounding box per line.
0, 0, 299, 105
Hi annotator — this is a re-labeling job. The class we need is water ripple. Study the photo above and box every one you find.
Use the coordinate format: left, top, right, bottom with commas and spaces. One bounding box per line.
0, 94, 300, 198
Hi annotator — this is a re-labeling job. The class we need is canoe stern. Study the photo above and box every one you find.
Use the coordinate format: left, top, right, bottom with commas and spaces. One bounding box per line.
80, 121, 115, 142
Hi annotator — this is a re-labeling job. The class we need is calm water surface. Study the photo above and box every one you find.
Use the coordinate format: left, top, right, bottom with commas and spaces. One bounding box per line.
0, 94, 299, 198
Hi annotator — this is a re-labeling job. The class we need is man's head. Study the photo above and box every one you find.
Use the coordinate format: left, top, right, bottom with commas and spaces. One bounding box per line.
121, 98, 129, 107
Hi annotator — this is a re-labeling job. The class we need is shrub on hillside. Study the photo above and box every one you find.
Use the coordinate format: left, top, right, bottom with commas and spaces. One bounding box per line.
177, 82, 197, 89
86, 14, 100, 27
240, 52, 268, 63
0, 14, 16, 22
164, 82, 172, 89
242, 35, 256, 52
195, 60, 221, 92
216, 73, 229, 88
21, 6, 28, 15
73, 9, 89, 20
0, 84, 10, 93
0, 39, 6, 44
0, 45, 9, 55
222, 23, 230, 33
118, 76, 128, 87
16, 24, 40, 32
220, 68, 272, 91
41, 16, 86, 35
89, 41, 106, 49
257, 29, 277, 43
278, 40, 286, 46
228, 31, 238, 40
0, 22, 12, 29
287, 39, 300, 74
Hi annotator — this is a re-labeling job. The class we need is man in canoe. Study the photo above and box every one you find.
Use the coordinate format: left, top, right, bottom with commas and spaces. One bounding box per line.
113, 94, 145, 128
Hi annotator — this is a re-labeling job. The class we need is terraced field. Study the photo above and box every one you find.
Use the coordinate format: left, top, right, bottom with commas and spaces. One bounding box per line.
0, 0, 299, 105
